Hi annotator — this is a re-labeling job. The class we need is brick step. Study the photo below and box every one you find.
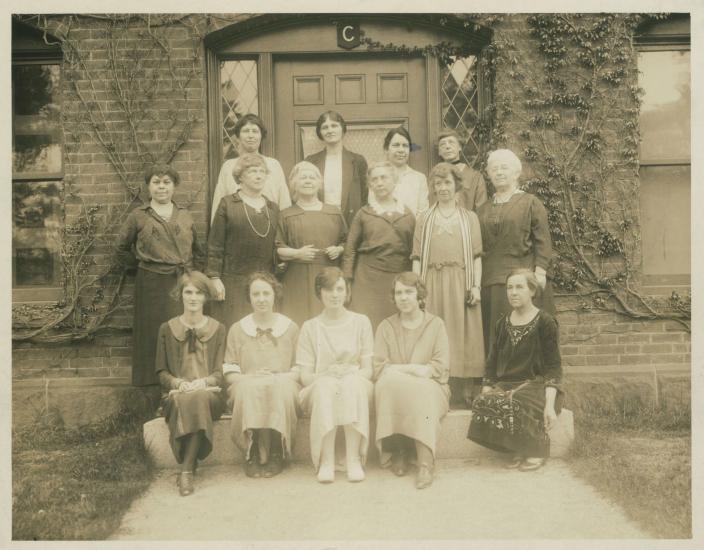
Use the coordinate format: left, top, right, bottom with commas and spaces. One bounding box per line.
144, 409, 574, 468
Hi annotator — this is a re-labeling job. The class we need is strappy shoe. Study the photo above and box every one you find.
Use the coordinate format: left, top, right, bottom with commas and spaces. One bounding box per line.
519, 457, 546, 472
504, 455, 523, 469
177, 471, 194, 496
262, 453, 284, 478
415, 463, 434, 489
244, 458, 262, 478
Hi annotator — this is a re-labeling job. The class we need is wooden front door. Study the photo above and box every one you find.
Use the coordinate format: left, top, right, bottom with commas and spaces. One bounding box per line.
273, 53, 428, 179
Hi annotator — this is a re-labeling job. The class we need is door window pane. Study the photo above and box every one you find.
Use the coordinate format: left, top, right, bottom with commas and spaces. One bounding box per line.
12, 64, 62, 177
221, 59, 258, 161
13, 181, 64, 287
638, 50, 690, 162
441, 55, 480, 166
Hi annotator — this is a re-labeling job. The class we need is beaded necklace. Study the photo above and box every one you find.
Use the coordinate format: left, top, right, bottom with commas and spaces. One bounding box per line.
243, 201, 271, 238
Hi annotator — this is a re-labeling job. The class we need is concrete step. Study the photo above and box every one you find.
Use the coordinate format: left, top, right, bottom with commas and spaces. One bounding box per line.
144, 408, 574, 468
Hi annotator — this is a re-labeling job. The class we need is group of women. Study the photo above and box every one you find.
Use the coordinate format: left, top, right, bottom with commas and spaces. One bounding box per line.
116, 109, 564, 497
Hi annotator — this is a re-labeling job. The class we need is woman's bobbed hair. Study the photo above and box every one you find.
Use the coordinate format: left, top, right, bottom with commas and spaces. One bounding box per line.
391, 271, 427, 310
506, 268, 539, 296
245, 271, 284, 306
429, 162, 463, 192
170, 270, 216, 302
314, 266, 351, 305
144, 163, 180, 186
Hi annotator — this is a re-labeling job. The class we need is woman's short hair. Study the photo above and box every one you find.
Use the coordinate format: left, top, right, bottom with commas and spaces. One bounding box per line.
435, 128, 463, 147
233, 113, 267, 140
487, 149, 522, 175
314, 266, 351, 304
232, 153, 269, 182
245, 271, 284, 305
429, 162, 463, 192
383, 126, 412, 151
391, 271, 427, 310
170, 270, 215, 301
506, 268, 539, 295
315, 110, 347, 140
144, 163, 180, 186
367, 160, 398, 182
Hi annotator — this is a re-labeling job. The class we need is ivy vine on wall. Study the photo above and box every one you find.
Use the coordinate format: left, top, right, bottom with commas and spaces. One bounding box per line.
364, 12, 690, 331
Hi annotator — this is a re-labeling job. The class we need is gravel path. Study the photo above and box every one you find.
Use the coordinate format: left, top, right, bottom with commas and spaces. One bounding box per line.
111, 457, 646, 540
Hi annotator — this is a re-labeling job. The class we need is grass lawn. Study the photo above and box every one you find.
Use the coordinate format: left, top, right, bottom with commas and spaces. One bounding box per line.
568, 409, 691, 539
12, 409, 155, 540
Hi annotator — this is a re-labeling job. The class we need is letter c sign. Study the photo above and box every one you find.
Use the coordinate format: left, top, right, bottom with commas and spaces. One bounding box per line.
337, 22, 360, 50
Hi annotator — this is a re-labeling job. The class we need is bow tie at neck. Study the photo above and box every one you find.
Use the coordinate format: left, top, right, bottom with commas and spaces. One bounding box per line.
185, 328, 198, 353
256, 327, 278, 346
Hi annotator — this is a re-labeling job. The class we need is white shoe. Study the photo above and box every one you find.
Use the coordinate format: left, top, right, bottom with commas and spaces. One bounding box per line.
346, 459, 365, 482
317, 462, 335, 483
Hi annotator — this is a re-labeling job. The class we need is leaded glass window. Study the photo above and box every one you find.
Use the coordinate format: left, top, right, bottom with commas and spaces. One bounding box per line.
441, 55, 481, 166
220, 59, 258, 161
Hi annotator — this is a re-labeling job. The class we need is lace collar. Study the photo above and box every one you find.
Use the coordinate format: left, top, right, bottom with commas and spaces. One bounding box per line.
239, 313, 292, 338
492, 188, 524, 204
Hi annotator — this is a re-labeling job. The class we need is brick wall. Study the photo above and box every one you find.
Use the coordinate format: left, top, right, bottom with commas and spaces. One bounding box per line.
12, 14, 690, 425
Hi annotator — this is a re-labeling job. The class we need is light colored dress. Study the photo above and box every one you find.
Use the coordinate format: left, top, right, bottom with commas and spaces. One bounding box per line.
211, 156, 291, 223
394, 166, 429, 216
296, 311, 374, 470
224, 313, 301, 459
373, 312, 450, 465
414, 207, 485, 378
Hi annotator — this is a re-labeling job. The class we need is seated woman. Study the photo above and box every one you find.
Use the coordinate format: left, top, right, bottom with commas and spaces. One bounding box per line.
467, 269, 563, 471
296, 267, 374, 483
374, 272, 450, 489
155, 270, 227, 496
224, 272, 300, 478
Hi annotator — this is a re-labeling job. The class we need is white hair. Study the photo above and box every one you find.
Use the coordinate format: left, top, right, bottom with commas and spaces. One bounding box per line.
487, 149, 522, 175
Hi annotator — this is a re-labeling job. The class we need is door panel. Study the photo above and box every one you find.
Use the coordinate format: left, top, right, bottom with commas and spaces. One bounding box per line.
274, 54, 428, 179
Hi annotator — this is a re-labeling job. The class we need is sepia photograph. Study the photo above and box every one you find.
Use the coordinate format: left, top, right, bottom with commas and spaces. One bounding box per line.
3, 0, 701, 546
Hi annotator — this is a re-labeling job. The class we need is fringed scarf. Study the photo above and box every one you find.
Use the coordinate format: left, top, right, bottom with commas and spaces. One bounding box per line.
418, 203, 475, 293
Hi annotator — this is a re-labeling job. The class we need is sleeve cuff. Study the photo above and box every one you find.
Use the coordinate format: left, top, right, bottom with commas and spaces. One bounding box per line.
223, 363, 241, 375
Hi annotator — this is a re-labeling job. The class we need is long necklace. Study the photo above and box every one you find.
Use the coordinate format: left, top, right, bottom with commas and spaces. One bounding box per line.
243, 201, 271, 238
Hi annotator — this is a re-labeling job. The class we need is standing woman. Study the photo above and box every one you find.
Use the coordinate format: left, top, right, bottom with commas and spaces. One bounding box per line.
477, 149, 554, 352
296, 267, 374, 483
155, 271, 226, 496
382, 126, 429, 216
433, 128, 487, 212
468, 269, 562, 471
276, 161, 347, 326
342, 161, 416, 331
305, 110, 368, 225
413, 162, 484, 408
116, 164, 203, 387
224, 272, 300, 478
207, 153, 279, 330
374, 272, 450, 489
211, 113, 291, 221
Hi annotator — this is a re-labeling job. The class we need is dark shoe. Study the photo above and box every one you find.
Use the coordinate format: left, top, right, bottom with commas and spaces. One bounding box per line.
177, 471, 194, 496
262, 453, 284, 478
244, 458, 262, 478
519, 457, 546, 472
504, 455, 523, 469
416, 463, 434, 489
391, 451, 408, 477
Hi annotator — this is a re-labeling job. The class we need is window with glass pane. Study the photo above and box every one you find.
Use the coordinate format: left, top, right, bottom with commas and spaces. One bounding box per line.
441, 55, 481, 166
12, 63, 62, 178
637, 48, 690, 277
220, 59, 258, 161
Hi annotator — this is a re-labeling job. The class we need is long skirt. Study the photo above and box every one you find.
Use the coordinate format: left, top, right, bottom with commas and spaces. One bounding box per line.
374, 371, 449, 466
209, 273, 251, 330
467, 380, 556, 458
133, 268, 182, 386
425, 265, 485, 378
280, 262, 330, 327
227, 374, 301, 460
349, 256, 402, 331
481, 281, 555, 354
299, 374, 373, 471
163, 389, 225, 463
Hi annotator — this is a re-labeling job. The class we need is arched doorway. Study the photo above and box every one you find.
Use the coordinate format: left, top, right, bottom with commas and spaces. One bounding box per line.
204, 14, 492, 212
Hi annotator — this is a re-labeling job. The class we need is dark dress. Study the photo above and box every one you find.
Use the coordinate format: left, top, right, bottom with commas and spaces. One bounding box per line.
115, 203, 203, 387
305, 147, 368, 225
476, 191, 555, 352
467, 310, 563, 458
155, 317, 226, 463
275, 204, 347, 326
341, 204, 415, 330
206, 192, 279, 329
